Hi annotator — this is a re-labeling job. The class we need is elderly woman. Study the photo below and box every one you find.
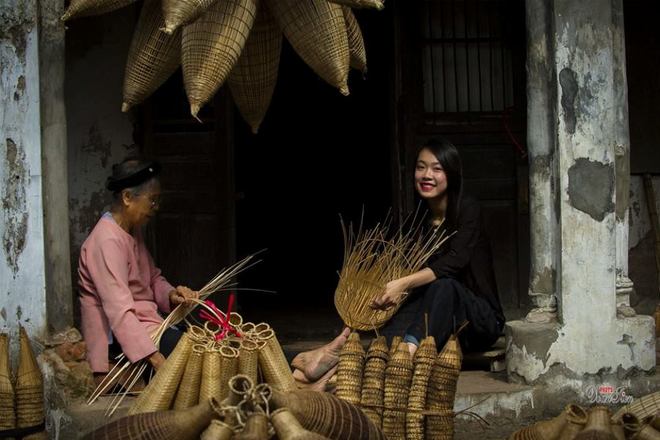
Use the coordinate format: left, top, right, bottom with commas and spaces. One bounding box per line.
78, 157, 198, 383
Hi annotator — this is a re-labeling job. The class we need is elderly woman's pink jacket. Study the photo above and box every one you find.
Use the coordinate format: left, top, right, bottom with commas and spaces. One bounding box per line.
78, 215, 174, 373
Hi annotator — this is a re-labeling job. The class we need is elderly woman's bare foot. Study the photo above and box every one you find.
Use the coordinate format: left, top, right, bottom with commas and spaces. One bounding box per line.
295, 365, 338, 393
291, 327, 350, 382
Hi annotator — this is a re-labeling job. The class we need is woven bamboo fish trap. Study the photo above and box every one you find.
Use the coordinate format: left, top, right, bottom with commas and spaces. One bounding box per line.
425, 335, 462, 440
271, 389, 387, 440
199, 343, 240, 404
228, 3, 282, 134
161, 0, 217, 34
574, 406, 616, 440
328, 0, 385, 10
121, 0, 182, 112
0, 333, 15, 431
271, 407, 332, 440
558, 404, 588, 439
257, 330, 296, 392
182, 0, 258, 119
16, 326, 44, 430
238, 338, 261, 385
173, 343, 205, 410
382, 342, 413, 440
201, 420, 234, 440
336, 332, 366, 406
129, 331, 194, 415
360, 336, 389, 427
405, 336, 437, 440
266, 0, 350, 96
614, 392, 660, 422
234, 412, 269, 440
389, 336, 403, 357
342, 7, 367, 74
61, 0, 136, 21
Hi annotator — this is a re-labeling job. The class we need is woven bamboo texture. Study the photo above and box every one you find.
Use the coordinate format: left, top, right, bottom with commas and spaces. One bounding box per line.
121, 0, 182, 112
270, 407, 332, 440
406, 336, 437, 440
271, 389, 387, 440
238, 338, 260, 384
129, 331, 194, 415
217, 345, 239, 402
266, 0, 350, 95
336, 332, 366, 406
576, 406, 615, 440
61, 0, 137, 21
425, 335, 462, 440
0, 333, 15, 431
199, 347, 223, 404
182, 0, 258, 118
201, 420, 234, 440
228, 2, 282, 134
561, 404, 588, 439
382, 342, 413, 440
342, 7, 367, 73
234, 412, 269, 440
173, 343, 204, 410
161, 0, 217, 34
16, 326, 43, 429
328, 0, 385, 10
258, 331, 296, 392
360, 336, 389, 427
614, 392, 660, 422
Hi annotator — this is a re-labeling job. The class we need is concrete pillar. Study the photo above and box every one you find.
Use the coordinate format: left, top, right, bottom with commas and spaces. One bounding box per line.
507, 0, 654, 387
1, 0, 72, 350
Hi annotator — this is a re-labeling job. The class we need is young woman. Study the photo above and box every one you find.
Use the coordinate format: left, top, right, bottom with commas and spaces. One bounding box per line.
372, 138, 505, 354
78, 157, 199, 382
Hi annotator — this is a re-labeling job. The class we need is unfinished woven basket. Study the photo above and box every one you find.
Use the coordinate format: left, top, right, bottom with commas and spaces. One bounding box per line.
382, 342, 413, 440
129, 331, 194, 415
328, 0, 384, 10
121, 0, 181, 112
266, 0, 350, 95
161, 0, 217, 34
16, 326, 44, 429
258, 330, 296, 392
0, 333, 15, 431
173, 343, 205, 410
342, 7, 367, 73
228, 2, 282, 134
360, 336, 389, 428
406, 336, 437, 440
182, 0, 258, 119
61, 0, 137, 21
336, 332, 366, 406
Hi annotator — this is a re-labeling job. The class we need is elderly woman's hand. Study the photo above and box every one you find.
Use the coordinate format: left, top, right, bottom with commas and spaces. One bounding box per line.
169, 286, 200, 306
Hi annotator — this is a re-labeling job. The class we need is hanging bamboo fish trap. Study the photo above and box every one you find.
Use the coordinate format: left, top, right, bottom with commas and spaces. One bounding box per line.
266, 0, 350, 96
382, 342, 413, 440
360, 335, 389, 427
61, 0, 137, 21
161, 0, 217, 34
334, 215, 449, 331
328, 0, 385, 10
257, 329, 296, 392
173, 343, 205, 410
425, 334, 462, 440
228, 3, 282, 134
271, 389, 387, 440
336, 332, 366, 406
406, 336, 437, 440
342, 7, 367, 74
0, 333, 15, 432
16, 326, 44, 430
121, 0, 182, 112
182, 0, 258, 119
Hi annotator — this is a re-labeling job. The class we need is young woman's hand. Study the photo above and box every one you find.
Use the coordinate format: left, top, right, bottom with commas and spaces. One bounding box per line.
169, 286, 200, 306
370, 279, 409, 310
148, 351, 166, 370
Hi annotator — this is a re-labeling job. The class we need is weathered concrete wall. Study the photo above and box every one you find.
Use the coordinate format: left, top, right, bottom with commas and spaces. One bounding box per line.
0, 0, 48, 346
65, 7, 138, 313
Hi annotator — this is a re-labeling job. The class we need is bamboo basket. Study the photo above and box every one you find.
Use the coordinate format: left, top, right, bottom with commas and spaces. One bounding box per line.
199, 345, 222, 405
271, 389, 387, 440
173, 343, 205, 410
328, 0, 385, 10
16, 326, 44, 429
61, 0, 137, 21
182, 0, 258, 119
129, 331, 195, 415
228, 2, 282, 134
575, 406, 615, 440
614, 392, 660, 422
336, 332, 366, 406
271, 407, 331, 440
342, 7, 367, 73
234, 412, 269, 440
382, 342, 413, 440
360, 336, 389, 427
121, 0, 182, 112
238, 338, 261, 384
258, 330, 296, 392
425, 335, 462, 440
560, 404, 588, 439
161, 0, 217, 34
0, 333, 15, 431
406, 336, 437, 440
201, 420, 234, 440
266, 0, 350, 95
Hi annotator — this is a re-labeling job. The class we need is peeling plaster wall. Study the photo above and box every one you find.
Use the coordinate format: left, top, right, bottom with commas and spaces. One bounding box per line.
65, 7, 139, 319
0, 0, 48, 345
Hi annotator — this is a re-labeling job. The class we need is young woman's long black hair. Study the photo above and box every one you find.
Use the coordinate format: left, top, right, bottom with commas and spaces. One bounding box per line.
417, 138, 464, 231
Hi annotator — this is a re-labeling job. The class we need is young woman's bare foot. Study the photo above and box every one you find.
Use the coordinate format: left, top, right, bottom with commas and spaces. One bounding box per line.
291, 327, 350, 382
